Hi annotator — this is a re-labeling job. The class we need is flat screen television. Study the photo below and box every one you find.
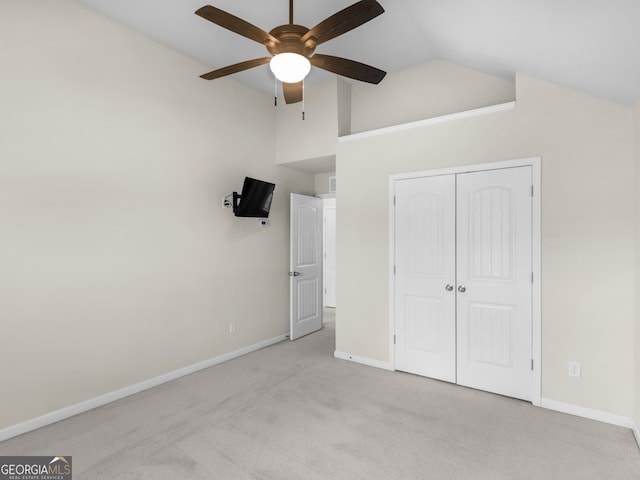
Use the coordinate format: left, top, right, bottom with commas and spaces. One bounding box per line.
233, 177, 275, 218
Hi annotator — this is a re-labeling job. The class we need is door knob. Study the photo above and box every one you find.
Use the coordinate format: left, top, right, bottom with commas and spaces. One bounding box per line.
457, 285, 466, 293
445, 284, 454, 292
289, 271, 301, 277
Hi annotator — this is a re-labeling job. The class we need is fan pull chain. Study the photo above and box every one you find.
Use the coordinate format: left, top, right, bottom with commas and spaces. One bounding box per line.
301, 81, 305, 120
274, 77, 278, 106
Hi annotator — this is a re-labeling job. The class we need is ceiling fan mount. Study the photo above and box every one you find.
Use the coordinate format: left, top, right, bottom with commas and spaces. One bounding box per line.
195, 0, 386, 104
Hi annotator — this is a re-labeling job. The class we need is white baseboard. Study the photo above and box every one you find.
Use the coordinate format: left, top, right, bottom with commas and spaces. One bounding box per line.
334, 351, 394, 371
540, 398, 633, 429
0, 333, 288, 443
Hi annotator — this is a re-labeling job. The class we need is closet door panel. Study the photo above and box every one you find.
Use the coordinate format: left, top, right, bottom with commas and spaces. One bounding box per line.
456, 167, 533, 401
395, 175, 456, 382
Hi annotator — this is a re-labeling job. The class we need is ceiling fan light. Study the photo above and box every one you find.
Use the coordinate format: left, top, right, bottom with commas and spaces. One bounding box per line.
269, 53, 311, 83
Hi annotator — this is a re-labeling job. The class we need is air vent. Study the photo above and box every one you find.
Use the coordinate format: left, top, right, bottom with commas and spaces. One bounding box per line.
329, 176, 336, 193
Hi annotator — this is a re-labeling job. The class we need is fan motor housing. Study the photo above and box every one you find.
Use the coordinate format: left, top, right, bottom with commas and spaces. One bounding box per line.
268, 24, 316, 57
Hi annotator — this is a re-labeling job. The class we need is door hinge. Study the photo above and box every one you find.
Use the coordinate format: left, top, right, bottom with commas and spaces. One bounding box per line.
393, 195, 396, 206
531, 359, 534, 371
531, 272, 534, 283
393, 265, 396, 275
531, 185, 534, 197
394, 334, 396, 345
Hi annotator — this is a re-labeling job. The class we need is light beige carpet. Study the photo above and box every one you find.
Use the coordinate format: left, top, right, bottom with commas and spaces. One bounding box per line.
1, 310, 639, 479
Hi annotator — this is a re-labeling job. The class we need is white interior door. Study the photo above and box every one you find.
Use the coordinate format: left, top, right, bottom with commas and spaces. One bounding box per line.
323, 207, 336, 308
290, 193, 323, 340
456, 167, 532, 401
395, 175, 457, 382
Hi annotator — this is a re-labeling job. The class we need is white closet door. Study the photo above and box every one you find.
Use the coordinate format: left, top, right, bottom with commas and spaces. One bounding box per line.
456, 167, 533, 401
395, 175, 457, 382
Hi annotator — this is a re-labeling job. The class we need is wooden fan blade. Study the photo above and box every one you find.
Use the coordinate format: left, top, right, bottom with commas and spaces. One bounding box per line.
283, 81, 303, 104
195, 5, 280, 47
200, 57, 271, 80
310, 54, 386, 84
301, 0, 384, 46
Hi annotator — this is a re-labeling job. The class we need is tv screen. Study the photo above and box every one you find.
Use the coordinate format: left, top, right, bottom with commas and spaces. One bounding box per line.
234, 177, 275, 218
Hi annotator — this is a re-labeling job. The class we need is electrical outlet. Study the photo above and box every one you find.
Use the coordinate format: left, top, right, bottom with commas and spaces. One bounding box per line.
568, 361, 581, 378
229, 322, 236, 334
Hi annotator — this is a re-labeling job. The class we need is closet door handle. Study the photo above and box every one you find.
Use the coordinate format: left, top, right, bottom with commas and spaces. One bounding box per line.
457, 285, 466, 293
445, 284, 454, 292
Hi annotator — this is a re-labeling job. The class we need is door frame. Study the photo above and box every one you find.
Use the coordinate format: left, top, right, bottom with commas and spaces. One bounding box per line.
323, 205, 336, 308
388, 157, 542, 406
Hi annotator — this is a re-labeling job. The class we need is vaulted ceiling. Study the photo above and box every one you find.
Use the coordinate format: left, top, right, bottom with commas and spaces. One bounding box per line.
79, 0, 640, 105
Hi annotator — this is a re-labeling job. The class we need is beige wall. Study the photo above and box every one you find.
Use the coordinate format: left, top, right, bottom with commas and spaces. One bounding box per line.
350, 59, 516, 133
635, 99, 640, 427
275, 78, 341, 165
314, 172, 336, 195
0, 0, 313, 429
337, 73, 635, 416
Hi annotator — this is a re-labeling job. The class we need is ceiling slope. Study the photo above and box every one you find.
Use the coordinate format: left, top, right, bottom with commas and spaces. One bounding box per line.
79, 0, 640, 105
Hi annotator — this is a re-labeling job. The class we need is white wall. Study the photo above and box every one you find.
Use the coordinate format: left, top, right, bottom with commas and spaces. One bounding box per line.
337, 73, 635, 417
350, 59, 516, 133
0, 0, 313, 430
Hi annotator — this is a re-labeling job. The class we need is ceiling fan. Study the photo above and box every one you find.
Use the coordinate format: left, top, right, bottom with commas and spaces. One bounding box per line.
195, 0, 387, 104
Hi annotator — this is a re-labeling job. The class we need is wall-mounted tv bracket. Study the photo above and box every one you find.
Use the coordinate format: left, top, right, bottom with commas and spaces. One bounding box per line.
222, 193, 241, 215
